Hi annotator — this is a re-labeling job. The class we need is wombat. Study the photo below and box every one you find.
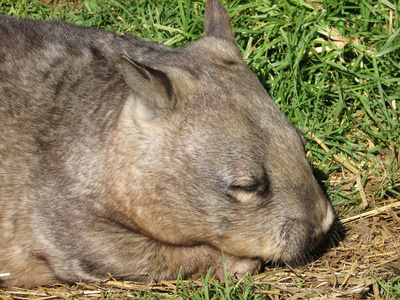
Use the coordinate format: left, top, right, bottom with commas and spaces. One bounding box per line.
0, 0, 336, 288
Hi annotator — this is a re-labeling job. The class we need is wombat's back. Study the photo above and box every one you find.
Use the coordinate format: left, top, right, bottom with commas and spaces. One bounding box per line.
0, 15, 120, 209
0, 16, 134, 285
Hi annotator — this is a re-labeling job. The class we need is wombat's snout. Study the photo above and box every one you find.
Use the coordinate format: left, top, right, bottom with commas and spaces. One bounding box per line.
255, 188, 337, 265
269, 200, 335, 265
295, 197, 336, 263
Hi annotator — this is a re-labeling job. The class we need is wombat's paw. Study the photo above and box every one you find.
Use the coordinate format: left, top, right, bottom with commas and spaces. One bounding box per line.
214, 254, 262, 280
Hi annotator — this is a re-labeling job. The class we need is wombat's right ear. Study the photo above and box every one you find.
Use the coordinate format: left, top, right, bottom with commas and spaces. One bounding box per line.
120, 55, 173, 119
204, 0, 236, 44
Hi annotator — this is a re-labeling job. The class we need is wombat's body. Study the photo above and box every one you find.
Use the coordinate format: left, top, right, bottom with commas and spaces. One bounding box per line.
0, 0, 335, 287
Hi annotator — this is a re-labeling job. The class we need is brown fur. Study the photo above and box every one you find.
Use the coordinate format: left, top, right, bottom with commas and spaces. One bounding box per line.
0, 0, 335, 287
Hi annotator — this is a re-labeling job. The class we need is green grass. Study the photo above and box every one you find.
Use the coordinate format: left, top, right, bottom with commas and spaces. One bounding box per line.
173, 269, 265, 300
375, 275, 400, 299
0, 0, 399, 298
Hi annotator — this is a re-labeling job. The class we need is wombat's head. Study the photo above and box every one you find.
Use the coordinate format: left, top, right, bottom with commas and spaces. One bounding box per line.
110, 0, 336, 265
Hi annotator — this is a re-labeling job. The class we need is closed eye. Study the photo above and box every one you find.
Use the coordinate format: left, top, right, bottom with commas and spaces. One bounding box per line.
230, 178, 269, 195
228, 169, 270, 197
231, 183, 259, 192
228, 182, 269, 204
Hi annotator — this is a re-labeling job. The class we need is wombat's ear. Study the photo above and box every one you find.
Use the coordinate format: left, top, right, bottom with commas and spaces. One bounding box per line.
120, 55, 173, 119
204, 0, 236, 44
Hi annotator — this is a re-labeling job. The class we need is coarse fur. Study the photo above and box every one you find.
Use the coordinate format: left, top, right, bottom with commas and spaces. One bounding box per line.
0, 0, 336, 287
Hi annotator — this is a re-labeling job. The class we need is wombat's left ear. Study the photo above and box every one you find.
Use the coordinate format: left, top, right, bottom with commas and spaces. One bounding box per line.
204, 0, 236, 44
120, 55, 173, 119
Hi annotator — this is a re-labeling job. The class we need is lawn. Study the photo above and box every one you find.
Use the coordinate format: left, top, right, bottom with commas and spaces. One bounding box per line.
0, 0, 399, 299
